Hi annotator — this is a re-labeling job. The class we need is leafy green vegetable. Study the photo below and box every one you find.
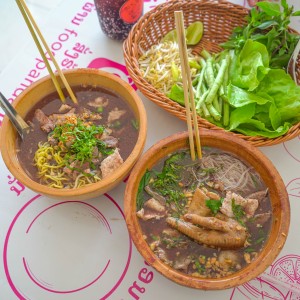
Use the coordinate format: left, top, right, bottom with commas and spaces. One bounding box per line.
169, 38, 300, 138
152, 152, 186, 212
256, 69, 300, 123
205, 198, 223, 215
226, 61, 300, 138
231, 199, 245, 226
229, 39, 269, 91
221, 0, 300, 68
156, 0, 300, 139
137, 170, 152, 211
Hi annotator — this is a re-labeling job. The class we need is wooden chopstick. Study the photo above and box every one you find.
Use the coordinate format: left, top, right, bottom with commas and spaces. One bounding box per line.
174, 11, 202, 160
15, 0, 65, 102
16, 0, 77, 104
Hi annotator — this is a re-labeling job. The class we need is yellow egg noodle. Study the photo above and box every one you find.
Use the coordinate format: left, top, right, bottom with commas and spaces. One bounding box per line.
34, 142, 101, 189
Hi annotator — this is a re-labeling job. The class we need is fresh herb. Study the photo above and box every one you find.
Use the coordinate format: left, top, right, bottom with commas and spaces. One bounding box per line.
137, 170, 152, 211
97, 106, 103, 113
150, 234, 160, 241
110, 120, 121, 129
194, 260, 205, 274
231, 199, 246, 226
255, 228, 266, 245
162, 235, 186, 249
202, 167, 216, 175
221, 0, 300, 68
166, 1, 300, 139
152, 152, 186, 212
96, 140, 114, 156
205, 198, 223, 215
131, 119, 139, 130
52, 119, 108, 164
244, 247, 255, 253
255, 237, 265, 245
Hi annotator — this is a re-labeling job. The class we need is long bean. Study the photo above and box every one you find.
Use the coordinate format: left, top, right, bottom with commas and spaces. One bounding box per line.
222, 55, 231, 126
195, 66, 206, 99
207, 104, 221, 121
196, 90, 209, 110
205, 55, 230, 105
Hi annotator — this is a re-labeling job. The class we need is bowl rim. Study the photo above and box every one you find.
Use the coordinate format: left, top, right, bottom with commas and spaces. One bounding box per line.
124, 129, 290, 290
0, 68, 147, 200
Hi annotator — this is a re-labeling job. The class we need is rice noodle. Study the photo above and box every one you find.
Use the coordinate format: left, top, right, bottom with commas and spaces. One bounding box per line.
200, 153, 261, 195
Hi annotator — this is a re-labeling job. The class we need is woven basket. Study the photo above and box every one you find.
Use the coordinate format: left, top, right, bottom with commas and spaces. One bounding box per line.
123, 0, 300, 147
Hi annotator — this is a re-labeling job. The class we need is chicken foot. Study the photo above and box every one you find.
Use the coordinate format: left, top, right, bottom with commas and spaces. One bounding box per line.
166, 214, 247, 249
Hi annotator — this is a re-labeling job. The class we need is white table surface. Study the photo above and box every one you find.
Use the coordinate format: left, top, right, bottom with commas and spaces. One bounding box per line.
0, 0, 300, 299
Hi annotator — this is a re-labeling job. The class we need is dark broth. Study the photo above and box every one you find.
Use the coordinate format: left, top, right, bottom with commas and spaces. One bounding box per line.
17, 85, 139, 186
137, 147, 272, 278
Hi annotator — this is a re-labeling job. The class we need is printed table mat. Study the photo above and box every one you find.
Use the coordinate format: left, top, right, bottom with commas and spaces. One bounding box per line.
0, 0, 300, 299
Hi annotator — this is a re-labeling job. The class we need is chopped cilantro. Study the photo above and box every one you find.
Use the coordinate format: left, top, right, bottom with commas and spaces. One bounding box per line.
205, 198, 223, 215
52, 119, 110, 165
194, 260, 205, 274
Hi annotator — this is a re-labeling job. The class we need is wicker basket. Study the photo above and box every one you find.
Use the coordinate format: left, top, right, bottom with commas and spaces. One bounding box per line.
123, 0, 300, 147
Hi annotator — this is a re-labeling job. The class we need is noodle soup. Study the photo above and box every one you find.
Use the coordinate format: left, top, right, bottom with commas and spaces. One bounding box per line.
136, 147, 272, 278
17, 85, 139, 189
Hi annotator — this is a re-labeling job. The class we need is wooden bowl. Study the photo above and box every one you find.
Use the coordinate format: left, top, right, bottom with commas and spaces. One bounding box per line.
0, 68, 147, 200
124, 129, 290, 290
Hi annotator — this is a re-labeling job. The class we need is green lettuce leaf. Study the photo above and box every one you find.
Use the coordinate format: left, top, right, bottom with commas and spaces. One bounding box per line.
227, 84, 270, 107
256, 69, 300, 122
230, 39, 270, 91
226, 40, 300, 137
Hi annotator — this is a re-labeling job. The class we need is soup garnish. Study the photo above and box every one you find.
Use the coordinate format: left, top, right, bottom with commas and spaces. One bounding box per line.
137, 148, 272, 278
17, 85, 139, 189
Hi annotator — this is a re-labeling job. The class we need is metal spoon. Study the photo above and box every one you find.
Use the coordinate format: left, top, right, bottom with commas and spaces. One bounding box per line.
0, 92, 30, 140
287, 38, 300, 84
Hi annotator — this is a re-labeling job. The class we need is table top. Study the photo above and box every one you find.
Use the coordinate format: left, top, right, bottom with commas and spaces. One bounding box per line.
0, 0, 300, 299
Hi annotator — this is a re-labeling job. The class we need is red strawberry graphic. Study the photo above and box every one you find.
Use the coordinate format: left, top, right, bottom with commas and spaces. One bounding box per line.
120, 0, 143, 24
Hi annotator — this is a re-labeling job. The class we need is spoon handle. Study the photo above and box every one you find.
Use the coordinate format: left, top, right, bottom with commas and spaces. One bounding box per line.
0, 92, 30, 139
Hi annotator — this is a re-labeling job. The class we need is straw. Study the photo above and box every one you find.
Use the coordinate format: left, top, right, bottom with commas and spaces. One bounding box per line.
174, 11, 202, 160
16, 0, 77, 104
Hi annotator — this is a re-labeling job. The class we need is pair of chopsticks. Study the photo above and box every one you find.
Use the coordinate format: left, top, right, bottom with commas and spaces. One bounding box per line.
174, 11, 202, 160
15, 0, 77, 104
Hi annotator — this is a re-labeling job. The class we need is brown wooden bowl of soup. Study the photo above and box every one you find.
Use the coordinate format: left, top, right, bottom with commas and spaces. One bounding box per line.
124, 129, 290, 290
1, 68, 147, 200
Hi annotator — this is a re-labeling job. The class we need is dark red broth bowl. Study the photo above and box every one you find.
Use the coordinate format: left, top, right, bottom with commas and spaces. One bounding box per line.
0, 68, 147, 200
124, 130, 290, 290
